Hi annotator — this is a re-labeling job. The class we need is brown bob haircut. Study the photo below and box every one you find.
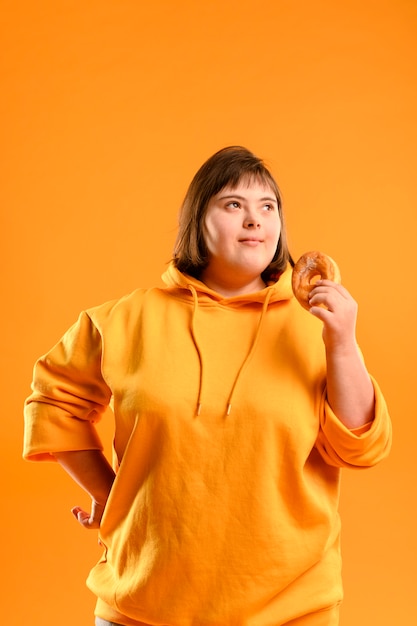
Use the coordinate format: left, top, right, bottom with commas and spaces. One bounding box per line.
173, 146, 293, 283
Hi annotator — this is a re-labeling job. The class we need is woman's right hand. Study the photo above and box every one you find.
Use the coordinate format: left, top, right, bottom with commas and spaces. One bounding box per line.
53, 449, 116, 530
71, 499, 107, 529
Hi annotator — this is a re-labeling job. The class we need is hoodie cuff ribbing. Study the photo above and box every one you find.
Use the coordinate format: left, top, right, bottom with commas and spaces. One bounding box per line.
316, 376, 392, 468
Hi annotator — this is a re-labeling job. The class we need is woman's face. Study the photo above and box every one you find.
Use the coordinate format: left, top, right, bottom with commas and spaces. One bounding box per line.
200, 177, 281, 295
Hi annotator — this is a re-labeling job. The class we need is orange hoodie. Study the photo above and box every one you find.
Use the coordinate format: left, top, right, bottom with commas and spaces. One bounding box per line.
23, 263, 391, 626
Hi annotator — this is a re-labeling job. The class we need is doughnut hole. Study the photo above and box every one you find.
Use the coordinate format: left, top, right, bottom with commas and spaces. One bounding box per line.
309, 273, 322, 285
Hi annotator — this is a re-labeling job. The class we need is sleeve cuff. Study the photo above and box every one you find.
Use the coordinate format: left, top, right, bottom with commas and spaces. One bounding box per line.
23, 406, 103, 462
317, 376, 392, 467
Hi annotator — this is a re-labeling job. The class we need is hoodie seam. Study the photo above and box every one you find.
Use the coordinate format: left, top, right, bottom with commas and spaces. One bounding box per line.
162, 289, 280, 310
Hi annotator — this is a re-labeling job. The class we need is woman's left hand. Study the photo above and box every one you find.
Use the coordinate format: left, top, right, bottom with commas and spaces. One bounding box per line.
307, 279, 358, 352
307, 279, 375, 428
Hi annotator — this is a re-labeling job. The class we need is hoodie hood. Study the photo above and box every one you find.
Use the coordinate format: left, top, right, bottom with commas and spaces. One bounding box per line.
162, 262, 294, 416
161, 261, 294, 306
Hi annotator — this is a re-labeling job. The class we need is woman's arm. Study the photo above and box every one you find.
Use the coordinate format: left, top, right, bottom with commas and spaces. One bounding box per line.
308, 279, 375, 430
54, 449, 116, 529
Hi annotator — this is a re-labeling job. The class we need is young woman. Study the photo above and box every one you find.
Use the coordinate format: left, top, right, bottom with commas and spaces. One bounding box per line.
24, 146, 391, 626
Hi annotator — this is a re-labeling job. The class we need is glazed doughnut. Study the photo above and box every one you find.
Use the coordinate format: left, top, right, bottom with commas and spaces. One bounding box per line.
291, 251, 341, 310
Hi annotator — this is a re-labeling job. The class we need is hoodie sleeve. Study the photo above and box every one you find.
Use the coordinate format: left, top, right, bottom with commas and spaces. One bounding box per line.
23, 311, 112, 462
315, 376, 392, 468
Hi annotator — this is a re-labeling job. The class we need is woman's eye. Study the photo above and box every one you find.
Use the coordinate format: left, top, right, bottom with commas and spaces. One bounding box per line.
263, 204, 273, 211
227, 201, 240, 209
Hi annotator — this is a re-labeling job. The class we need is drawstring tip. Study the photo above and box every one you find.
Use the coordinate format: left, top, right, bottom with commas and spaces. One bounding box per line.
226, 403, 232, 416
196, 402, 202, 417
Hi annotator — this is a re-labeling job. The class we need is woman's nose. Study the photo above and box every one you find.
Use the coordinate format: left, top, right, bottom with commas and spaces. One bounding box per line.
243, 211, 261, 228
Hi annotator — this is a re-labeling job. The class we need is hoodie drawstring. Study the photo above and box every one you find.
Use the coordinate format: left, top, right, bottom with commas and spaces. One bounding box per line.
187, 284, 273, 417
188, 284, 204, 416
225, 288, 273, 415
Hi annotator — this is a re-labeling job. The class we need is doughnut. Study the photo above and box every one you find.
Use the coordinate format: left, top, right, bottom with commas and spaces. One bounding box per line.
291, 251, 341, 310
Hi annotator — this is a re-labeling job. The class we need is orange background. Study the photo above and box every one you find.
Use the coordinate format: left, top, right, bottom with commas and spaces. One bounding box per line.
1, 1, 416, 624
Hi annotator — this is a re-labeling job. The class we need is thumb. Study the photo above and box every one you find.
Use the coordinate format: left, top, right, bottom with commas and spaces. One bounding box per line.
71, 505, 98, 529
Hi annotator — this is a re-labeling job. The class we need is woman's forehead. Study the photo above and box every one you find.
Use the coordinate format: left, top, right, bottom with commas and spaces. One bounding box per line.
219, 174, 276, 195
